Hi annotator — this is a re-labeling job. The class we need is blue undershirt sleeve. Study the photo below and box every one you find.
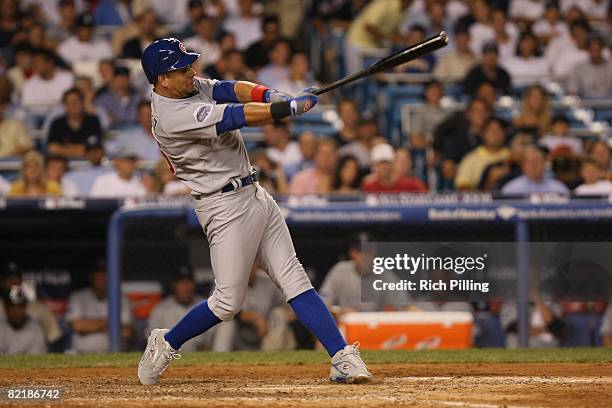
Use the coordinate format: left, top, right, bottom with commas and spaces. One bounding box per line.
215, 104, 247, 134
212, 80, 239, 103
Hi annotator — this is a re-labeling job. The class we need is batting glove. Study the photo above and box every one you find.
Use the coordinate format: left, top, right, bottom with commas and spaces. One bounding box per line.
289, 93, 318, 117
263, 89, 293, 103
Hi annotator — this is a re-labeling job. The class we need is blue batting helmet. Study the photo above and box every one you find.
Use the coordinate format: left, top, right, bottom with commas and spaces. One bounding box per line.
141, 38, 200, 84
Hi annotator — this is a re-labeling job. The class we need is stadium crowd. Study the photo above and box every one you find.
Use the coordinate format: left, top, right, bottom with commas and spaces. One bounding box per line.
0, 0, 611, 354
0, 0, 609, 197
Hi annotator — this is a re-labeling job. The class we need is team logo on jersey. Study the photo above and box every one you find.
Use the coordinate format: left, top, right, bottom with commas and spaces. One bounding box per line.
179, 42, 187, 53
194, 104, 213, 122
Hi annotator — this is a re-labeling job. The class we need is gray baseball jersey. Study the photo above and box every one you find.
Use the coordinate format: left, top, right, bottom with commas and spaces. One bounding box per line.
150, 80, 313, 322
151, 77, 251, 195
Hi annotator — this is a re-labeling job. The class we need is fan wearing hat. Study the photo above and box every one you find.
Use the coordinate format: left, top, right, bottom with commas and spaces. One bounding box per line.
319, 232, 409, 315
89, 147, 147, 197
463, 40, 512, 97
58, 13, 113, 65
147, 266, 206, 352
0, 285, 47, 354
362, 143, 427, 193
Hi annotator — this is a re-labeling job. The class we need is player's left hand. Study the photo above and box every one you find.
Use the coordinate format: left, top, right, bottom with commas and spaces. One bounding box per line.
297, 87, 319, 97
264, 89, 292, 103
289, 93, 318, 116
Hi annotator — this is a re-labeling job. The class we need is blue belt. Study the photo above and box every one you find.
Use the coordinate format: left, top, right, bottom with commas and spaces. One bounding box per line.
221, 170, 259, 193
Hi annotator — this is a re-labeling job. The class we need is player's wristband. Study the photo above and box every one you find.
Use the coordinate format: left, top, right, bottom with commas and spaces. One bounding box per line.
251, 85, 269, 102
270, 101, 292, 120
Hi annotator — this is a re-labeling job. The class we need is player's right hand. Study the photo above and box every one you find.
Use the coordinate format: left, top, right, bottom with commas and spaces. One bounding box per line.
289, 93, 318, 116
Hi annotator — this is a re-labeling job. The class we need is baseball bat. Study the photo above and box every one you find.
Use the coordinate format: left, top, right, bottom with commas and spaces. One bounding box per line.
313, 31, 449, 96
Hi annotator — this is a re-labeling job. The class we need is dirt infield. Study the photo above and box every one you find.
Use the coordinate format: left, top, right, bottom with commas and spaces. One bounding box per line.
1, 362, 611, 407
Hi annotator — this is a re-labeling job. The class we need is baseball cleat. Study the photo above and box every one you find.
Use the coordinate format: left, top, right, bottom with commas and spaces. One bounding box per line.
329, 342, 373, 384
138, 329, 181, 385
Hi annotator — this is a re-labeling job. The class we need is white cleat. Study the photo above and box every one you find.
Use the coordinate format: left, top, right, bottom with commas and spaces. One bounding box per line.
138, 329, 181, 385
329, 342, 374, 384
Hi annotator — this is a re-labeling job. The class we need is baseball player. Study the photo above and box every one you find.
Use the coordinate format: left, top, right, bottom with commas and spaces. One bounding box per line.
137, 38, 372, 385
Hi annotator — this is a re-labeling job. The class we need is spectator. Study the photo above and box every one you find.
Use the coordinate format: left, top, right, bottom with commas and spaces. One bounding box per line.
589, 140, 611, 179
289, 137, 337, 195
256, 38, 292, 88
474, 81, 497, 107
105, 101, 160, 162
491, 8, 519, 61
422, 0, 452, 38
332, 99, 360, 145
512, 85, 551, 137
94, 66, 139, 128
64, 139, 111, 195
467, 0, 493, 56
120, 8, 159, 59
509, 0, 545, 23
545, 19, 590, 79
331, 155, 362, 194
273, 52, 315, 96
560, 0, 610, 20
262, 121, 303, 180
434, 98, 490, 164
394, 25, 436, 74
173, 0, 205, 40
501, 146, 570, 195
463, 42, 512, 97
46, 154, 79, 195
539, 115, 582, 156
501, 31, 550, 87
455, 117, 509, 190
21, 48, 74, 124
574, 157, 612, 195
0, 0, 19, 49
6, 42, 34, 99
319, 232, 408, 313
57, 13, 113, 65
0, 95, 32, 158
250, 149, 287, 195
434, 25, 477, 82
9, 151, 62, 196
74, 75, 111, 129
533, 2, 568, 46
47, 88, 103, 158
148, 266, 206, 352
95, 59, 115, 97
0, 261, 63, 346
66, 260, 132, 353
89, 150, 147, 198
338, 118, 378, 169
566, 35, 612, 99
362, 143, 427, 193
345, 0, 412, 75
0, 286, 46, 354
93, 0, 132, 27
478, 132, 532, 192
412, 80, 448, 143
298, 131, 318, 169
552, 153, 582, 190
245, 15, 281, 70
183, 15, 221, 70
222, 0, 263, 50
203, 48, 253, 81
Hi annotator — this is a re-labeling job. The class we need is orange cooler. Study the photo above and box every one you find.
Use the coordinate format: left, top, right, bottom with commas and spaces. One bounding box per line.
339, 311, 473, 350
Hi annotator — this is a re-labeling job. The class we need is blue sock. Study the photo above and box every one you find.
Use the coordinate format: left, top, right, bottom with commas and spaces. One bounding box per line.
163, 299, 221, 350
289, 289, 347, 357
